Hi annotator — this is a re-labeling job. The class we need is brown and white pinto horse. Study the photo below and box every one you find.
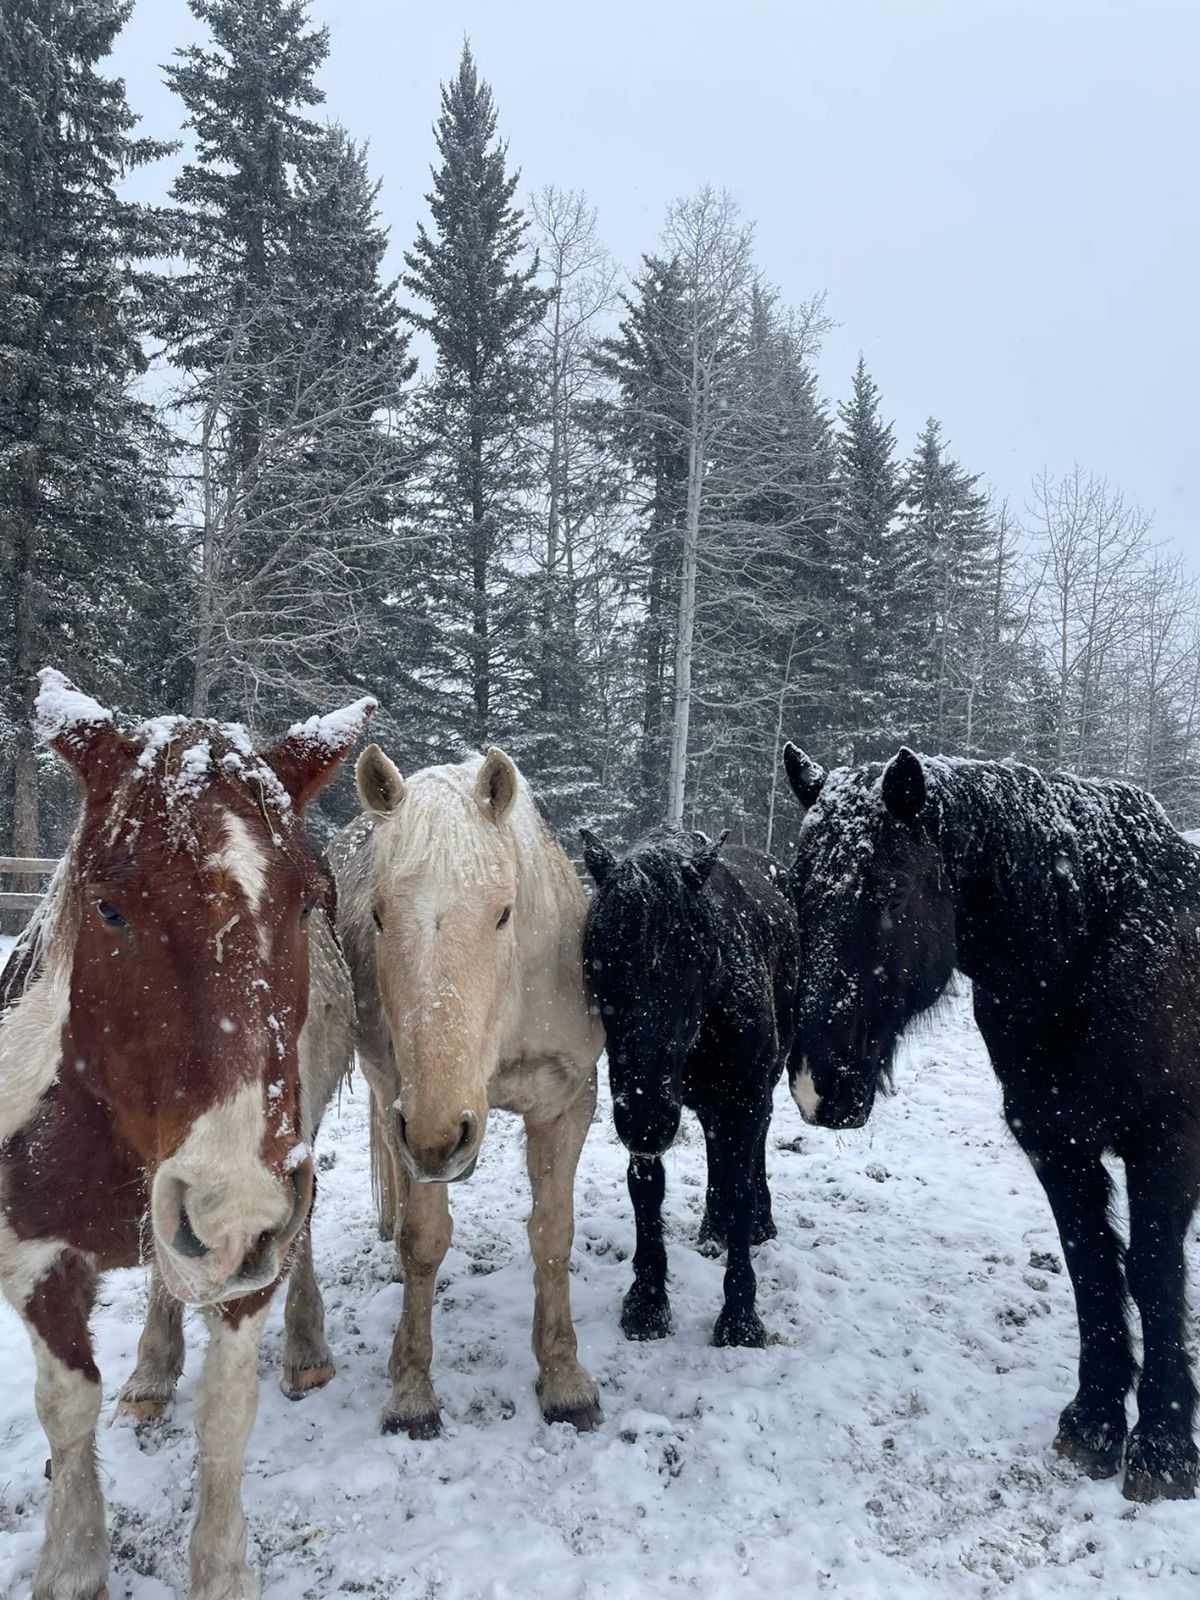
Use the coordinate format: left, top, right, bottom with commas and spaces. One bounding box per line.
333, 746, 603, 1439
0, 671, 373, 1600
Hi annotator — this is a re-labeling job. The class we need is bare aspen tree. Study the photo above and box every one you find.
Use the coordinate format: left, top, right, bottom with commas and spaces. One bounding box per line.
660, 189, 757, 824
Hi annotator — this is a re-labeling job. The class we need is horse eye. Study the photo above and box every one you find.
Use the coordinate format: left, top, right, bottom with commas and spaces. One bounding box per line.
372, 909, 383, 932
497, 905, 512, 929
301, 898, 318, 920
97, 899, 127, 928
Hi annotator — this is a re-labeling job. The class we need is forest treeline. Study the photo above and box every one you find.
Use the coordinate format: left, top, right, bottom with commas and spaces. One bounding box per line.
4, 0, 1200, 876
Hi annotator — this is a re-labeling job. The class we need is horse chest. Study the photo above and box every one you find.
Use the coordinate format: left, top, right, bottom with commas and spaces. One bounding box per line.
489, 1054, 589, 1119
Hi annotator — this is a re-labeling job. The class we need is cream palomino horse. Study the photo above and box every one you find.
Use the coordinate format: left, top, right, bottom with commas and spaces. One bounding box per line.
332, 744, 603, 1437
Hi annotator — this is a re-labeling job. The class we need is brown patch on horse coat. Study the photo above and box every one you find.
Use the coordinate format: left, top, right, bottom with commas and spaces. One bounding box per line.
25, 1252, 98, 1380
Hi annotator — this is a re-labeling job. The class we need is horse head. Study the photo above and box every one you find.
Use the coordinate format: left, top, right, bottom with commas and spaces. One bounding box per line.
354, 744, 523, 1183
38, 669, 374, 1303
582, 826, 727, 1158
783, 742, 955, 1128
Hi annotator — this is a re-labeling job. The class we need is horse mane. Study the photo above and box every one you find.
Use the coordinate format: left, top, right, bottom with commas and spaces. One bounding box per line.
808, 754, 1197, 953
583, 827, 717, 996
368, 752, 579, 925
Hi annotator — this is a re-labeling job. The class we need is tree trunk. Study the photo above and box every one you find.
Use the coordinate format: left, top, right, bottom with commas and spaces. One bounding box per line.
666, 391, 705, 826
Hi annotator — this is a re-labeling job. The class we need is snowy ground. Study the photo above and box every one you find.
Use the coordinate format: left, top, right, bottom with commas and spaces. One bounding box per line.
2, 953, 1198, 1598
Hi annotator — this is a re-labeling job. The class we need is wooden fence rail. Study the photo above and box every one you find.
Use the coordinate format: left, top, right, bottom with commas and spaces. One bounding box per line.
0, 857, 59, 913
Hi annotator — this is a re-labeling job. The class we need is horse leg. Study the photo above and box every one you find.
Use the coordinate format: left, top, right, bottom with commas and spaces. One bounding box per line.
117, 1260, 184, 1421
189, 1296, 271, 1600
1016, 1140, 1132, 1477
1121, 1147, 1200, 1501
696, 1115, 726, 1252
280, 1223, 334, 1399
524, 1081, 602, 1429
382, 1177, 450, 1438
622, 1154, 671, 1339
711, 1110, 768, 1349
9, 1250, 108, 1600
751, 1117, 776, 1245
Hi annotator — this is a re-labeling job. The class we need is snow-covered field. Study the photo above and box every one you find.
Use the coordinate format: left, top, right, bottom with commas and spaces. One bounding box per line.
2, 960, 1198, 1598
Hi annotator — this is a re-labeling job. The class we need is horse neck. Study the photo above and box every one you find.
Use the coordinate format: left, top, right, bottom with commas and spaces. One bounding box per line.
932, 759, 1090, 987
509, 801, 587, 1011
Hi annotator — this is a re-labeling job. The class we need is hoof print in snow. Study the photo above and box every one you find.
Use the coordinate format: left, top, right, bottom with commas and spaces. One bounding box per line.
865, 1162, 888, 1183
1028, 1249, 1063, 1274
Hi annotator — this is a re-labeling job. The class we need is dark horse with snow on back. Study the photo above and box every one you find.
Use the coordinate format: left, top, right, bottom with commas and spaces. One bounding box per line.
582, 827, 800, 1347
782, 741, 1200, 1502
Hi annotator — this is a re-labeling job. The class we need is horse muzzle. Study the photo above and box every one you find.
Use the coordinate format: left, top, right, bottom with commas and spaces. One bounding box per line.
152, 1159, 313, 1305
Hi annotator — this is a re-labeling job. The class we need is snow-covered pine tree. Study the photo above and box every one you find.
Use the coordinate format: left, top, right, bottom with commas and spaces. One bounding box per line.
401, 43, 549, 751
166, 2, 411, 741
592, 253, 691, 833
689, 288, 835, 851
0, 0, 181, 884
898, 418, 995, 750
828, 357, 906, 761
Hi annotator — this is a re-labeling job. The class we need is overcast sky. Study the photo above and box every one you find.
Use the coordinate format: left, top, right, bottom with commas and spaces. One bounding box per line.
111, 0, 1198, 557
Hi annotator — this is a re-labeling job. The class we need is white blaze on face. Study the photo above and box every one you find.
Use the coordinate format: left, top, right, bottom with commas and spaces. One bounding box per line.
216, 809, 271, 960
791, 1058, 822, 1124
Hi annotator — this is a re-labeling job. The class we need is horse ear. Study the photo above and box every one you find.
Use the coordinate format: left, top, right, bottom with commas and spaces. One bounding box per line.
682, 828, 729, 892
783, 743, 826, 810
580, 827, 617, 886
356, 743, 405, 816
475, 746, 518, 822
264, 697, 377, 810
881, 746, 926, 824
35, 667, 133, 780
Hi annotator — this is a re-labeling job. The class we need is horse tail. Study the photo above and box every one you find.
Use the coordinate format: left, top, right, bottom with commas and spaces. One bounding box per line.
369, 1087, 399, 1242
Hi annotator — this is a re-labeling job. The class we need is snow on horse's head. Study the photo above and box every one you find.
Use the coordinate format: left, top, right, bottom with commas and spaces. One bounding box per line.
17, 670, 374, 1304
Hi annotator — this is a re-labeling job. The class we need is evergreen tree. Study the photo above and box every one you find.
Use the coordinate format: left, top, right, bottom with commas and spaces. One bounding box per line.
592, 254, 691, 830
0, 0, 180, 878
898, 418, 993, 748
829, 357, 905, 761
401, 43, 549, 749
166, 1, 412, 735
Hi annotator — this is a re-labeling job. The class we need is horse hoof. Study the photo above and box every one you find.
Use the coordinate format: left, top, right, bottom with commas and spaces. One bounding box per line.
115, 1396, 170, 1423
712, 1310, 767, 1349
542, 1396, 604, 1432
281, 1361, 335, 1401
382, 1410, 442, 1441
621, 1288, 672, 1341
1054, 1430, 1124, 1480
751, 1220, 778, 1247
1122, 1433, 1199, 1502
1122, 1466, 1198, 1503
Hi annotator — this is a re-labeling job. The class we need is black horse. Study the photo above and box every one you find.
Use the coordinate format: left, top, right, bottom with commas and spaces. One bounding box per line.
581, 826, 800, 1348
782, 740, 1200, 1502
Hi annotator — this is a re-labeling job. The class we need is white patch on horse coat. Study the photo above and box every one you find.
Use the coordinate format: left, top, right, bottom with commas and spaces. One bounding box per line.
791, 1062, 822, 1124
215, 809, 272, 961
219, 811, 268, 915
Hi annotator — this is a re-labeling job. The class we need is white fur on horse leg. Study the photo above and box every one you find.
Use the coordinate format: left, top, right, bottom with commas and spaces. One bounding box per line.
383, 1179, 451, 1438
525, 1075, 602, 1431
281, 1226, 334, 1398
29, 1325, 107, 1600
189, 1301, 269, 1600
118, 1261, 184, 1420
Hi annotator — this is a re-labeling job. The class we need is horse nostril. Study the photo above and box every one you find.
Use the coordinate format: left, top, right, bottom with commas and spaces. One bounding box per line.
397, 1114, 408, 1149
456, 1117, 474, 1155
173, 1205, 209, 1260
